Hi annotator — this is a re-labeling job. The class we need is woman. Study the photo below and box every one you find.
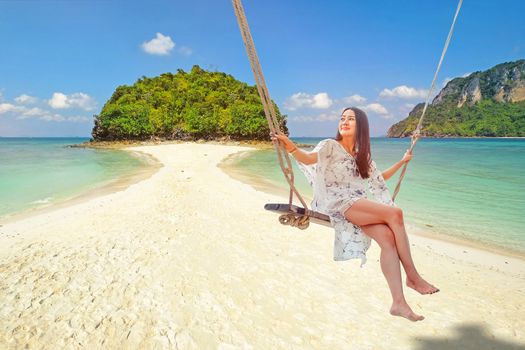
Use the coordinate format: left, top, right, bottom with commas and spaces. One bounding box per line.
271, 107, 438, 322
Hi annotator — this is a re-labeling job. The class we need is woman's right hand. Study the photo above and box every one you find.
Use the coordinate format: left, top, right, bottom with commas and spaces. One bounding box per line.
270, 132, 296, 152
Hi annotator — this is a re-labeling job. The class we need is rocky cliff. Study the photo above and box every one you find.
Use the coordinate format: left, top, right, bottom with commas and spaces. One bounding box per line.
388, 59, 525, 137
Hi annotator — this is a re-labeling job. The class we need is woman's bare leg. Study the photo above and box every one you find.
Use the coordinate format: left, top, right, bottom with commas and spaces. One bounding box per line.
360, 223, 424, 321
346, 199, 439, 295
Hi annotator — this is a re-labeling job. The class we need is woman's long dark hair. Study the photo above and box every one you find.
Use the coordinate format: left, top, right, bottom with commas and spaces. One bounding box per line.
335, 107, 371, 178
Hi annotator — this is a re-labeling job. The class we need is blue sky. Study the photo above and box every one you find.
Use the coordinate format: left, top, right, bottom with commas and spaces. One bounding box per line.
0, 0, 524, 137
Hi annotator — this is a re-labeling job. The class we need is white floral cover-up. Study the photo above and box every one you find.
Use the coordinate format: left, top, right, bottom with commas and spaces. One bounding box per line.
295, 138, 395, 267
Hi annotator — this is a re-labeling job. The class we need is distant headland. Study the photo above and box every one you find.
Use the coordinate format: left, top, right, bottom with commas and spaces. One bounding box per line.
388, 59, 525, 138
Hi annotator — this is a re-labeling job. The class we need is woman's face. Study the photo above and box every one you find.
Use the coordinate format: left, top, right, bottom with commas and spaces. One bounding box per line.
339, 109, 357, 137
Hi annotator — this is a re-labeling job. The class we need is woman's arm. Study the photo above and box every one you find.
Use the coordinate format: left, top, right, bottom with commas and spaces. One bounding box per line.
271, 133, 317, 165
381, 150, 413, 181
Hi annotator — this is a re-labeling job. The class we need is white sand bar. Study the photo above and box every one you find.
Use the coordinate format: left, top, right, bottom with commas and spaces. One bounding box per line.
1, 143, 524, 349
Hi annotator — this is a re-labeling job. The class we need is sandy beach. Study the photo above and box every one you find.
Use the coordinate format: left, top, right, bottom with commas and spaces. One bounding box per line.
1, 142, 524, 349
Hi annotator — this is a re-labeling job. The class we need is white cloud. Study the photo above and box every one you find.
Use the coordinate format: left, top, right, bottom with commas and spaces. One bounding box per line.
35, 114, 65, 122
65, 116, 90, 122
0, 103, 24, 114
15, 94, 38, 104
0, 102, 88, 123
37, 114, 88, 122
67, 93, 96, 110
441, 72, 472, 88
290, 102, 393, 122
16, 108, 89, 123
441, 77, 453, 88
21, 107, 47, 117
292, 116, 315, 122
48, 92, 68, 109
342, 94, 366, 105
358, 103, 393, 119
292, 112, 339, 123
379, 85, 428, 99
318, 112, 339, 121
48, 92, 96, 111
0, 93, 91, 123
284, 92, 333, 111
141, 33, 175, 55
312, 93, 333, 109
178, 46, 193, 56
359, 103, 389, 114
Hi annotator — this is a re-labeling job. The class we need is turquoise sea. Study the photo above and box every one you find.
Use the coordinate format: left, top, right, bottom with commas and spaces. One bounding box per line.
0, 138, 154, 220
231, 137, 525, 256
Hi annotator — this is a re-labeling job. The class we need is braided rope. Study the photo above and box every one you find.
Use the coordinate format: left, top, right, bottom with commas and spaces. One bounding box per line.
279, 213, 310, 230
392, 0, 463, 201
232, 0, 311, 227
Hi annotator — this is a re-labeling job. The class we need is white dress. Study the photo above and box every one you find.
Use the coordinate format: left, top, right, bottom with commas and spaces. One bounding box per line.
295, 138, 395, 267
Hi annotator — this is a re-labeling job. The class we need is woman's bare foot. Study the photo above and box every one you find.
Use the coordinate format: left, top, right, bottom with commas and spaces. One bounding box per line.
406, 276, 439, 295
390, 302, 425, 322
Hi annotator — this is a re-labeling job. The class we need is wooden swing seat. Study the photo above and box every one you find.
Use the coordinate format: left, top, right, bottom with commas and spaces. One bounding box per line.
264, 203, 332, 227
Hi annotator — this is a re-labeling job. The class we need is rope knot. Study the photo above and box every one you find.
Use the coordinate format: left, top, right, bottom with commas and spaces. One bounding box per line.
278, 213, 310, 230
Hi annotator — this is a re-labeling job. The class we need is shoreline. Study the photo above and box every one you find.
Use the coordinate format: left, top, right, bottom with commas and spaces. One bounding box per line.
0, 149, 162, 226
218, 147, 525, 263
3, 139, 523, 263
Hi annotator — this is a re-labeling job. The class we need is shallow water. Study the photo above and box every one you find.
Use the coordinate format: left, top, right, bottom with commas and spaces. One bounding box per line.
0, 137, 153, 219
229, 137, 525, 255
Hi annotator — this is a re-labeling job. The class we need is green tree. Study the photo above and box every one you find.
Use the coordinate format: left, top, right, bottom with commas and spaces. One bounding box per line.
92, 65, 287, 141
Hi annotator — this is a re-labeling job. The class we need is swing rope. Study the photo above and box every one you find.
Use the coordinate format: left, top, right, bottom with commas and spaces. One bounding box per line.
392, 0, 463, 201
232, 0, 311, 228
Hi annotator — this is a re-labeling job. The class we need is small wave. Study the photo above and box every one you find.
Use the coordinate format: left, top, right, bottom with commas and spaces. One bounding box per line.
30, 197, 53, 204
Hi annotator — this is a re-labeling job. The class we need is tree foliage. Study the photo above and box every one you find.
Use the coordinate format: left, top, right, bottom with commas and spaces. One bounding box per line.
92, 65, 288, 141
388, 100, 525, 137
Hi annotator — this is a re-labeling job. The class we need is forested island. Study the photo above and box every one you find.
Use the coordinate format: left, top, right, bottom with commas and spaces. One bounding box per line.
91, 65, 287, 141
388, 60, 525, 137
91, 60, 524, 142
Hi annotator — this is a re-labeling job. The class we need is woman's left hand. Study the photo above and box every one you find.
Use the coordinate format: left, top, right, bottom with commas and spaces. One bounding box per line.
401, 149, 413, 164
